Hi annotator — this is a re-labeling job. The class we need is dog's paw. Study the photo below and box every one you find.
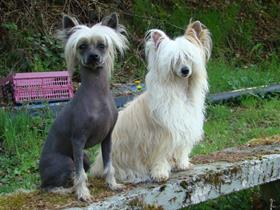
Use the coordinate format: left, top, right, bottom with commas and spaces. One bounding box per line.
151, 172, 169, 182
76, 185, 92, 202
151, 165, 170, 183
173, 161, 193, 172
108, 182, 125, 191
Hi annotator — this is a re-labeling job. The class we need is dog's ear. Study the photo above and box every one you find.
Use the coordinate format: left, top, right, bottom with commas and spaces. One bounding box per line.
56, 15, 79, 44
190, 21, 203, 39
152, 31, 164, 49
101, 12, 119, 30
185, 20, 212, 62
63, 15, 79, 29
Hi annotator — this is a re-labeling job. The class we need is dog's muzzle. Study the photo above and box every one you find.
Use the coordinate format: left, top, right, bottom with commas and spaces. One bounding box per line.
181, 66, 190, 77
86, 53, 100, 65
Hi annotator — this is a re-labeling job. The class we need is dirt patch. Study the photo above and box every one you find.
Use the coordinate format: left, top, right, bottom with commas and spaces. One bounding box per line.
246, 135, 280, 146
192, 135, 280, 164
191, 151, 251, 164
0, 177, 135, 210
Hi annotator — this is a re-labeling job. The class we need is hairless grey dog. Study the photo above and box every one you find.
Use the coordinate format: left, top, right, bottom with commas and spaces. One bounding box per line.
39, 13, 128, 201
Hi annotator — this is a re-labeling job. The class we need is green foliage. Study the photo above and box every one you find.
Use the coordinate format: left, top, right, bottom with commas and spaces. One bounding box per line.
112, 51, 148, 83
195, 4, 240, 58
186, 188, 257, 210
0, 22, 64, 76
1, 1, 279, 85
0, 110, 52, 157
0, 109, 53, 193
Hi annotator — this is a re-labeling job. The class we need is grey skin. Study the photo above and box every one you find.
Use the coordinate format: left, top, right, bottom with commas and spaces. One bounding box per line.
39, 14, 122, 201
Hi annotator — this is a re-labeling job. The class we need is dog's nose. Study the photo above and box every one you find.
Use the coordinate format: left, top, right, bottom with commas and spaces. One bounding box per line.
87, 54, 100, 64
181, 66, 190, 77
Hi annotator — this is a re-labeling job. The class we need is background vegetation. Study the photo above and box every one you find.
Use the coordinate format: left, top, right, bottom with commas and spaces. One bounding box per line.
1, 0, 279, 89
0, 97, 279, 209
0, 0, 279, 209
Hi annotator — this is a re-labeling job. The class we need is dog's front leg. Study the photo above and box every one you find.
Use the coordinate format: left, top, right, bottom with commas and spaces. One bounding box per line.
151, 157, 171, 182
150, 144, 171, 182
102, 132, 124, 190
172, 146, 193, 171
72, 136, 91, 202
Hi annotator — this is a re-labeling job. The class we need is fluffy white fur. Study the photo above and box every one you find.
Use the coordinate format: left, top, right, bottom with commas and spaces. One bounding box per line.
61, 23, 127, 77
91, 21, 212, 183
74, 169, 91, 201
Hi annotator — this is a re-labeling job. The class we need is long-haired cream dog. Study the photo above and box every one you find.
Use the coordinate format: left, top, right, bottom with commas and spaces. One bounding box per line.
91, 21, 212, 183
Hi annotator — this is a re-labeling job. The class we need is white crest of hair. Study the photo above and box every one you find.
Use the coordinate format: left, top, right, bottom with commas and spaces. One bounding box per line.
64, 23, 128, 76
91, 25, 210, 183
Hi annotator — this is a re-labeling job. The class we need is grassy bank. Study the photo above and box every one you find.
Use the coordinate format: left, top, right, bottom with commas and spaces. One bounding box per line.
1, 1, 279, 82
207, 58, 280, 93
193, 97, 280, 156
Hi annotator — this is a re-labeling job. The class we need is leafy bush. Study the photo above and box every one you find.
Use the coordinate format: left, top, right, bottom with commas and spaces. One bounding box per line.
1, 0, 279, 82
0, 22, 64, 76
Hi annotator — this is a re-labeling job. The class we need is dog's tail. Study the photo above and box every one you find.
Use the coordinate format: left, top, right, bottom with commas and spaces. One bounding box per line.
90, 149, 104, 177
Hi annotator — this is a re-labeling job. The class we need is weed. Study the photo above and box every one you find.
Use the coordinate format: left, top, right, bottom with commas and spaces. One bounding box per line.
0, 109, 52, 194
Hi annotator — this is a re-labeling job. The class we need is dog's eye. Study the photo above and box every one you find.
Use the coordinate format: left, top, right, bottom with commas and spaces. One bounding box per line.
97, 43, 105, 50
79, 43, 87, 50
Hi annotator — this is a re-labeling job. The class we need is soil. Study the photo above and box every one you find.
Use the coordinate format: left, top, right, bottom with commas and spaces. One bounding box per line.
191, 135, 280, 164
0, 178, 135, 210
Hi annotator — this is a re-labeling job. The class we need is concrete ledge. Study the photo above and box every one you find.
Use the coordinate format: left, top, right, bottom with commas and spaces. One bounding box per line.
68, 143, 280, 210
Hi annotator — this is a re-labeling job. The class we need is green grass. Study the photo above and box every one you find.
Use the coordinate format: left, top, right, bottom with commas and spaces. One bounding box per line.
0, 97, 279, 196
192, 97, 280, 156
0, 110, 52, 194
207, 57, 280, 93
0, 108, 100, 194
112, 56, 280, 92
186, 188, 258, 210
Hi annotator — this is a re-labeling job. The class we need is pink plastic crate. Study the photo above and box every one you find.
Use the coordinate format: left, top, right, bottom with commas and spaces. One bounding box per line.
1, 71, 74, 104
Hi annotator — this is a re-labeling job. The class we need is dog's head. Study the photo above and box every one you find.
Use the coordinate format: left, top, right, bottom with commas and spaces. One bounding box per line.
58, 13, 128, 76
145, 29, 192, 79
145, 21, 211, 81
